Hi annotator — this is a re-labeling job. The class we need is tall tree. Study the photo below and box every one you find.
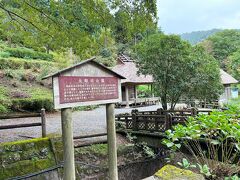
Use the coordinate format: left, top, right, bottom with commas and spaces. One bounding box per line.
0, 0, 114, 57
0, 0, 158, 59
111, 0, 158, 44
136, 33, 222, 110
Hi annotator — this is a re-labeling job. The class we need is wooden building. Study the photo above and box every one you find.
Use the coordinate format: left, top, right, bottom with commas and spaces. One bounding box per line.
220, 69, 238, 103
112, 54, 159, 107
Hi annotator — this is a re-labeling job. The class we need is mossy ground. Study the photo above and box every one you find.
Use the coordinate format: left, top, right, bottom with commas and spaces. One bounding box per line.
154, 165, 204, 180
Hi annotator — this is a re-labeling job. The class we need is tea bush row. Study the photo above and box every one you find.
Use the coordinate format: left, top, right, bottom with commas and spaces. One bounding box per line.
4, 47, 53, 61
0, 58, 55, 70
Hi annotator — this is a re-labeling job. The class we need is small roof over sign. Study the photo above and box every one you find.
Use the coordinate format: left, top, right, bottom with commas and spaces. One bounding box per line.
42, 57, 126, 80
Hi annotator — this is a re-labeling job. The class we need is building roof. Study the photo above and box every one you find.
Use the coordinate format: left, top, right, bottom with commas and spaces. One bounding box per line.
43, 57, 126, 80
220, 69, 238, 85
112, 54, 153, 84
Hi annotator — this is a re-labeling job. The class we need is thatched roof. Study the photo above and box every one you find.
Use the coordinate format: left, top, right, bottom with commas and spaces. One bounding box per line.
220, 69, 238, 85
112, 54, 153, 84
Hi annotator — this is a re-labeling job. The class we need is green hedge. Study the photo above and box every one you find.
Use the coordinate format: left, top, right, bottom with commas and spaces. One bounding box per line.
11, 98, 54, 112
0, 87, 11, 113
0, 58, 55, 70
5, 47, 53, 61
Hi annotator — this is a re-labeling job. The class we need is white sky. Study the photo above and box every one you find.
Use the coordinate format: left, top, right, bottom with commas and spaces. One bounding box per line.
157, 0, 240, 34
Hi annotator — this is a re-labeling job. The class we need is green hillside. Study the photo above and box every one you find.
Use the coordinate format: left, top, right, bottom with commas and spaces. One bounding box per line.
0, 41, 66, 113
180, 29, 223, 44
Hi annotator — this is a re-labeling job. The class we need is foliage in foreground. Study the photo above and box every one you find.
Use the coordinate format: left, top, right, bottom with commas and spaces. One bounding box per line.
163, 106, 240, 178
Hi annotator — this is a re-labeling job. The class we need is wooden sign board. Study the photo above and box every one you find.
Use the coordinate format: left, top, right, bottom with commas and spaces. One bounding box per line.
47, 58, 124, 109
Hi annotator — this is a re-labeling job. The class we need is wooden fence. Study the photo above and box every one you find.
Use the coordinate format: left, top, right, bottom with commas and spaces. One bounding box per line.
116, 108, 212, 133
0, 108, 47, 138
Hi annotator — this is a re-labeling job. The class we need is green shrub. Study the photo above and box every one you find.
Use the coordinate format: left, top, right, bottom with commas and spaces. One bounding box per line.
0, 41, 8, 50
4, 69, 26, 80
11, 87, 54, 112
0, 86, 11, 113
5, 47, 53, 61
0, 104, 8, 113
12, 98, 53, 112
0, 51, 10, 58
0, 58, 55, 70
163, 106, 240, 178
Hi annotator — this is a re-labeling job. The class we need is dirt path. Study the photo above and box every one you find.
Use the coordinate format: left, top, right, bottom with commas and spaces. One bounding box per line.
0, 105, 165, 143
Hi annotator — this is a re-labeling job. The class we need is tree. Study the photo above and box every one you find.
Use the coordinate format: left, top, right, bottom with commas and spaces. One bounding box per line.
201, 30, 240, 69
186, 46, 223, 102
136, 33, 222, 110
227, 49, 240, 80
0, 0, 158, 61
111, 0, 158, 44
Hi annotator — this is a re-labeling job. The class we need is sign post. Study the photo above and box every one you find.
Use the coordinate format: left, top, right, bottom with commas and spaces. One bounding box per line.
61, 108, 75, 180
106, 103, 118, 180
43, 58, 125, 180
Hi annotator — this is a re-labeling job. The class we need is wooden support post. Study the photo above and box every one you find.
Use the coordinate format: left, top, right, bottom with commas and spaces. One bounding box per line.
61, 108, 75, 180
135, 85, 138, 99
125, 86, 129, 108
41, 108, 46, 138
106, 103, 118, 180
150, 84, 154, 97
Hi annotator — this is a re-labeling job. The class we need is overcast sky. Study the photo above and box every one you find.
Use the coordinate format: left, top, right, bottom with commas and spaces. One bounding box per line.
157, 0, 240, 34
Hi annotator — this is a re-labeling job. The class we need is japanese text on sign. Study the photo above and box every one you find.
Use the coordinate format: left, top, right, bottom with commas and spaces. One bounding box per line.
59, 76, 119, 104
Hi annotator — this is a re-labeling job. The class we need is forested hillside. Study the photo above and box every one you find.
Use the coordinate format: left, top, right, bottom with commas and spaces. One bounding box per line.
180, 29, 223, 44
0, 0, 158, 113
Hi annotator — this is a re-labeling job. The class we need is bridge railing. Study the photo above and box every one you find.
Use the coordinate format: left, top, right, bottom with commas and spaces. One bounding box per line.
132, 108, 213, 116
116, 114, 168, 132
116, 108, 213, 133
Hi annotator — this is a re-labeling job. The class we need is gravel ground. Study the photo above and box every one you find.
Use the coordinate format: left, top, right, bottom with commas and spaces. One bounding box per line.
0, 105, 169, 143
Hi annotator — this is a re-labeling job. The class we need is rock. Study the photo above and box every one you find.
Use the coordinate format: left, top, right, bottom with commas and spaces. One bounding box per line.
153, 165, 205, 180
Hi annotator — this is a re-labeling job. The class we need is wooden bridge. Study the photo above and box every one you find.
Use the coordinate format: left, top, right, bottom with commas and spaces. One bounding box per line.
116, 108, 212, 133
116, 108, 213, 147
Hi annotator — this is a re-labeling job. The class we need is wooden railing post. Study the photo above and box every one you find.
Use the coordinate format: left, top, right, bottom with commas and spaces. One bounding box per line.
41, 108, 46, 137
155, 116, 159, 131
165, 114, 172, 130
132, 113, 137, 131
157, 108, 164, 115
191, 107, 198, 116
125, 116, 129, 129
